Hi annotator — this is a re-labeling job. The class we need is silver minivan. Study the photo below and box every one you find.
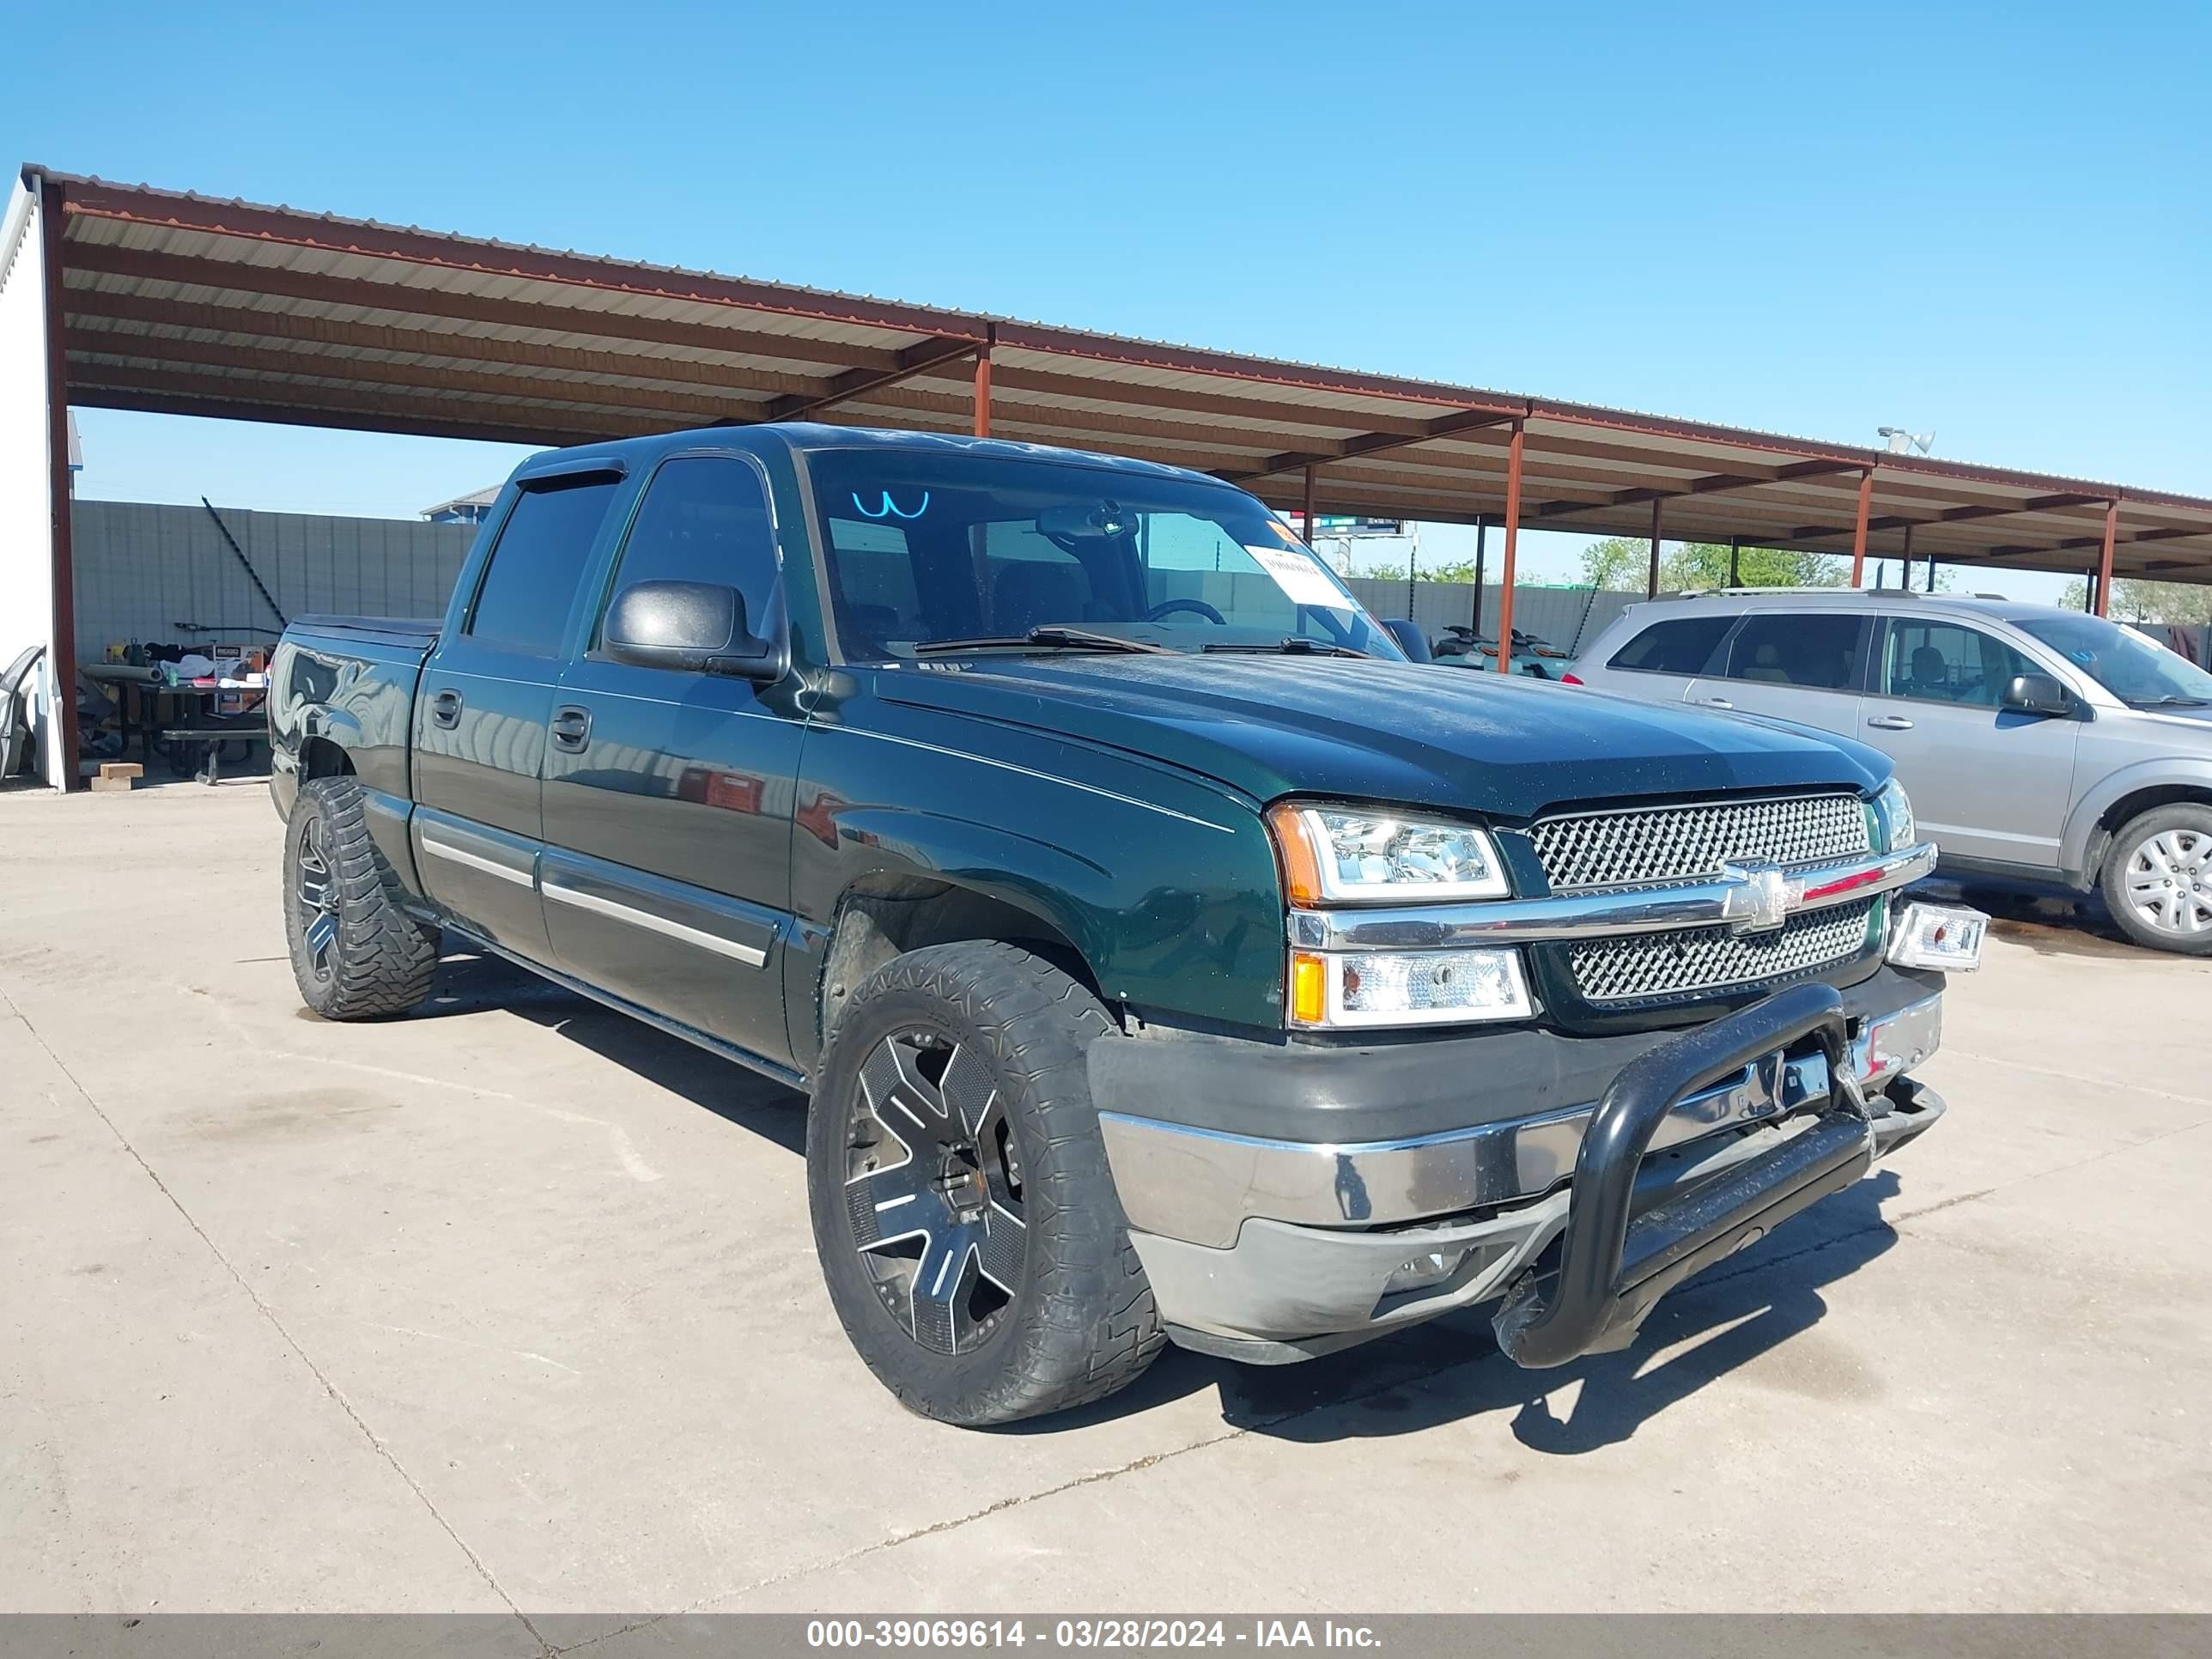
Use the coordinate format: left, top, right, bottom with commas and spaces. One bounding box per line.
1572, 592, 2212, 954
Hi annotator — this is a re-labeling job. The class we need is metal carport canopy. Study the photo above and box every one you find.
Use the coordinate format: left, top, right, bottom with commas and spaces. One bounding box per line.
33, 164, 2212, 592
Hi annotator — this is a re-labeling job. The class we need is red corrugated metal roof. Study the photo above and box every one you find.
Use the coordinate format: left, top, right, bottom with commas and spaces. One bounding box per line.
32, 165, 2212, 584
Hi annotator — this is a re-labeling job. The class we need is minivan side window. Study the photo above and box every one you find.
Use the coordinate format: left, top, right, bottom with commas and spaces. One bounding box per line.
465, 476, 620, 657
595, 456, 780, 652
1723, 613, 1866, 691
1607, 614, 1735, 675
1877, 619, 2034, 708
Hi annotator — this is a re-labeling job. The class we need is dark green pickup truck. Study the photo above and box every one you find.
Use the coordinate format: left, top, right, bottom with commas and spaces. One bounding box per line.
269, 423, 1980, 1425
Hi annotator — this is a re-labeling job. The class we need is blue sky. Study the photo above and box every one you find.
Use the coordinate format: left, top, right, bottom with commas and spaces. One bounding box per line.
17, 2, 2208, 598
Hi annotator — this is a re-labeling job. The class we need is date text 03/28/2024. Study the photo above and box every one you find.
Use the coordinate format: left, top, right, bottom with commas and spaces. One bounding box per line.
804, 1620, 1382, 1649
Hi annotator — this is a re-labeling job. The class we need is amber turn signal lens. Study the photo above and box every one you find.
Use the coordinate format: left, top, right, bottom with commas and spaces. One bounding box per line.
1290, 951, 1327, 1025
1266, 801, 1323, 905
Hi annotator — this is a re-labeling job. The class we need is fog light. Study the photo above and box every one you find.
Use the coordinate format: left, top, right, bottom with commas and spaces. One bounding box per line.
1382, 1249, 1466, 1295
1887, 902, 1987, 971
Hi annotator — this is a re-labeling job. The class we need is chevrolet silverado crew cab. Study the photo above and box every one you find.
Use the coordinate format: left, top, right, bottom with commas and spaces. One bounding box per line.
269, 424, 1980, 1426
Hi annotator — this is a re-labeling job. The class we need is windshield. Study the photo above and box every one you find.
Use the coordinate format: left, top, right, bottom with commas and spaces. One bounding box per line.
2014, 614, 2212, 708
805, 448, 1405, 661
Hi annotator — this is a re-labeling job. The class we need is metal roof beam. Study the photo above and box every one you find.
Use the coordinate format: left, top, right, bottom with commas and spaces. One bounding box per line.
847, 382, 1281, 458
1525, 458, 1863, 524
765, 336, 979, 421
984, 362, 1442, 438
1979, 526, 2197, 557
1229, 408, 1522, 483
1784, 491, 2109, 544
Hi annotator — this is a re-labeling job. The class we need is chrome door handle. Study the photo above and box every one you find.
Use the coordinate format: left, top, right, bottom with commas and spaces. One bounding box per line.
429, 689, 463, 728
550, 706, 592, 751
1698, 696, 1735, 709
1867, 715, 1916, 731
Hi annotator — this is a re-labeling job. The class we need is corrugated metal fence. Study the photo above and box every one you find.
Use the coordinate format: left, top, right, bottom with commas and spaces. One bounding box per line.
1343, 579, 1641, 655
71, 500, 478, 657
68, 501, 1642, 662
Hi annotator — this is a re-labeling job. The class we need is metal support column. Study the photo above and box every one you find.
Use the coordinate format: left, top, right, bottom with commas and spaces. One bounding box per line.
1471, 518, 1487, 634
970, 337, 992, 438
1302, 465, 1317, 546
39, 176, 80, 787
1727, 536, 1741, 587
1849, 467, 1874, 587
1645, 496, 1663, 599
2095, 498, 2119, 617
1493, 421, 1526, 674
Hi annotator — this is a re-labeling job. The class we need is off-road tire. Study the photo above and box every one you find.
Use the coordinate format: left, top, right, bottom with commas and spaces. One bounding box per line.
807, 941, 1164, 1426
2100, 804, 2212, 956
283, 775, 441, 1018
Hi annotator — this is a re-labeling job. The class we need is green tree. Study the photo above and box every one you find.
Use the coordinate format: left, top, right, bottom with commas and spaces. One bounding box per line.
2059, 577, 2212, 624
1579, 536, 1844, 592
1663, 541, 1845, 591
1578, 537, 1651, 590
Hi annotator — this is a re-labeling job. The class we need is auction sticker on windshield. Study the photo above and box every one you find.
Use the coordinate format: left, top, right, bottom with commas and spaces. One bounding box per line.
1244, 544, 1350, 608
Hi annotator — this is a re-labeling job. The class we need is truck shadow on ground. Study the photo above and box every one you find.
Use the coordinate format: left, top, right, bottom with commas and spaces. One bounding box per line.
414, 945, 808, 1152
410, 945, 1907, 1451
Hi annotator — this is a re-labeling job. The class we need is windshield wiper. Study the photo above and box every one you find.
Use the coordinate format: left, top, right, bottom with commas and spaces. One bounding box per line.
914, 625, 1169, 656
1201, 638, 1369, 658
2130, 695, 2212, 708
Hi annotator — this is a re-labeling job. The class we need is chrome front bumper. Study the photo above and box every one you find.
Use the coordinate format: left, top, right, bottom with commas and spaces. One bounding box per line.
1099, 990, 1943, 1252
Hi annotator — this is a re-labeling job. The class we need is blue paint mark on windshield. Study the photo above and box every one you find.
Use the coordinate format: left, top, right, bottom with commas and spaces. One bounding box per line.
853, 490, 930, 520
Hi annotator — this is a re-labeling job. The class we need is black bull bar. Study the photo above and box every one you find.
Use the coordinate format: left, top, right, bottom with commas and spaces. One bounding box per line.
1492, 981, 1875, 1369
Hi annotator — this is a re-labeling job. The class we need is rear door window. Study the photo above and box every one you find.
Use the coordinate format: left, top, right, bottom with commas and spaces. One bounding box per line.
1876, 619, 2034, 707
465, 476, 619, 657
1607, 614, 1736, 675
1722, 613, 1868, 691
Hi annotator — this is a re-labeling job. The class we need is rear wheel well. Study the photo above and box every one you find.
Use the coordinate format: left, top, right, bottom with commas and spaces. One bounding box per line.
817, 875, 1109, 1054
299, 736, 356, 781
2089, 785, 2212, 877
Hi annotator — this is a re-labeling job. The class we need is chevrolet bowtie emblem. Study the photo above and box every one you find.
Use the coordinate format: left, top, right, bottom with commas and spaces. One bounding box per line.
1721, 860, 1800, 933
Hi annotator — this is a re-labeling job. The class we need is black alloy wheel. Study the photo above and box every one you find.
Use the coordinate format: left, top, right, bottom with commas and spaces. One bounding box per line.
842, 1028, 1027, 1355
294, 812, 341, 985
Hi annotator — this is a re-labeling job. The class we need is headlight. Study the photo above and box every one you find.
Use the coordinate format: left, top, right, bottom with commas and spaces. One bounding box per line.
1288, 946, 1532, 1028
1267, 803, 1510, 902
1876, 779, 1916, 852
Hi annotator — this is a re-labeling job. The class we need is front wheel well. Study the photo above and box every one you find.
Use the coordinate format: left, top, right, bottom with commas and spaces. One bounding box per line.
2088, 786, 2212, 877
817, 875, 1109, 1053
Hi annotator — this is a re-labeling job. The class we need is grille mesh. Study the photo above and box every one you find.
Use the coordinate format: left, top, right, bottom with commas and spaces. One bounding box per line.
1529, 794, 1870, 892
1568, 898, 1876, 1004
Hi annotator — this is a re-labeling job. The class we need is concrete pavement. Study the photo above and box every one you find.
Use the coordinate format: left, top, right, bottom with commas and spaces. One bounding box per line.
3, 781, 2206, 1630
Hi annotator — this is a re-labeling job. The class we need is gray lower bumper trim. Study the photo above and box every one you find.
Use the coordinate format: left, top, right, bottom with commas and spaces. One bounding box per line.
1101, 993, 1941, 1249
1133, 1083, 1944, 1352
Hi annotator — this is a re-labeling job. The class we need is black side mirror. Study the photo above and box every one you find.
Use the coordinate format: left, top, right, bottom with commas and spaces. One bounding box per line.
1379, 617, 1432, 662
604, 580, 785, 681
2002, 672, 2074, 717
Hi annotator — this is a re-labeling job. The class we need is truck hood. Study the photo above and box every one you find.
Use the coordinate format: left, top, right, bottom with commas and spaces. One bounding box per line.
872, 654, 1887, 820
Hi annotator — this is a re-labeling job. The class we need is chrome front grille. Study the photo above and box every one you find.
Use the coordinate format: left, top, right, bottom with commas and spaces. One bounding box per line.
1529, 793, 1870, 893
1567, 897, 1877, 1004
